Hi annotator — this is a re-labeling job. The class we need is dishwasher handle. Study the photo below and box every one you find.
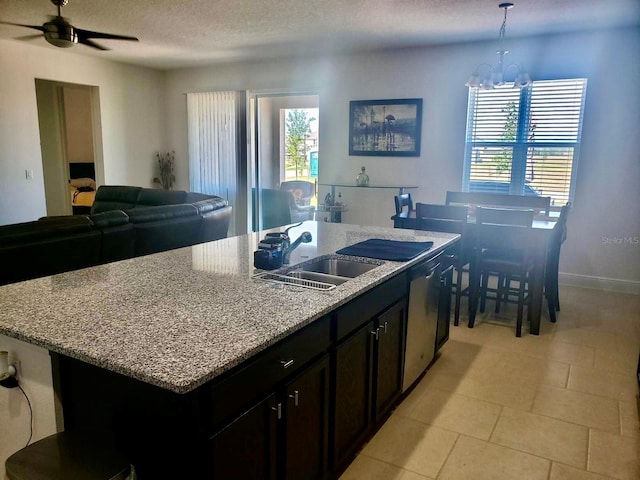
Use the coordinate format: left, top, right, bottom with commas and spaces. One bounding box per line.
408, 262, 437, 282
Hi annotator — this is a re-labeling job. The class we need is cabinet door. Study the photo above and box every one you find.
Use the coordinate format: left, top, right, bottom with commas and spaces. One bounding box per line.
209, 393, 278, 480
283, 355, 330, 480
436, 266, 454, 352
332, 320, 375, 471
373, 299, 406, 423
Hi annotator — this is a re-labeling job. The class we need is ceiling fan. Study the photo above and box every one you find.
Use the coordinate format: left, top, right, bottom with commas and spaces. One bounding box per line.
0, 0, 139, 51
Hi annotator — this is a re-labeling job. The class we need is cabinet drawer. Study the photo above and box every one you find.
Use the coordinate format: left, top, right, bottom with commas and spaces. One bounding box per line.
207, 315, 331, 429
335, 273, 407, 340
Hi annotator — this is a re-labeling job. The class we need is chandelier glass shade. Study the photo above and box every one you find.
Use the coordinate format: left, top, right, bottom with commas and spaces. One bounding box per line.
466, 3, 532, 90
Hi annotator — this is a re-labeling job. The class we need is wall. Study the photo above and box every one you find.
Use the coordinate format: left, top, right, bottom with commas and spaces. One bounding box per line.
164, 27, 640, 289
0, 335, 58, 480
0, 40, 165, 225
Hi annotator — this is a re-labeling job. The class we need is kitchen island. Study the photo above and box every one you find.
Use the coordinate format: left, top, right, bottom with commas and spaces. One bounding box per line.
0, 221, 458, 479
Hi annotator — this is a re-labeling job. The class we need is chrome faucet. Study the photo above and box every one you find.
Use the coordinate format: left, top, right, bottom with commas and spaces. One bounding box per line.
282, 231, 312, 264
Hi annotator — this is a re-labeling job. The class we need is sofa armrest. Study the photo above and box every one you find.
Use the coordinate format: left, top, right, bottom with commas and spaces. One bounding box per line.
200, 205, 232, 242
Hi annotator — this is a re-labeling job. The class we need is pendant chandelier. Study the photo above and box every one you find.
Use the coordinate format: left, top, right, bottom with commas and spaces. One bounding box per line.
465, 2, 532, 90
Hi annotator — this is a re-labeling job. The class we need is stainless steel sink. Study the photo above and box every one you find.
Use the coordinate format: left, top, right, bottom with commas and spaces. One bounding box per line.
296, 257, 381, 278
253, 256, 383, 291
286, 270, 349, 286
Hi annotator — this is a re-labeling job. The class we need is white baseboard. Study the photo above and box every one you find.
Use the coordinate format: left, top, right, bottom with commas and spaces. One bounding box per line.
559, 272, 640, 295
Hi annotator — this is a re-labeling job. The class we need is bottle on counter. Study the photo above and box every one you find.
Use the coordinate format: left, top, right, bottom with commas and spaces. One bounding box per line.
334, 192, 343, 223
356, 166, 370, 186
324, 192, 334, 206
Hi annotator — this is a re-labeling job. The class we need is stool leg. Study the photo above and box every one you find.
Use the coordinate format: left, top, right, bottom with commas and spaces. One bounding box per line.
454, 266, 463, 326
480, 271, 488, 313
516, 276, 526, 337
495, 274, 505, 313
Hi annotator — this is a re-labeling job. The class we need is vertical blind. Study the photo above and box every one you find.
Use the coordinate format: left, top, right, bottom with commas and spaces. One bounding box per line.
463, 78, 587, 205
187, 91, 239, 233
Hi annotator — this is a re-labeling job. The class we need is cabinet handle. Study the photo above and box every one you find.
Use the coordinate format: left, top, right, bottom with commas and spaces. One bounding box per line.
280, 359, 295, 369
370, 328, 379, 341
382, 321, 388, 334
288, 390, 299, 407
272, 402, 282, 420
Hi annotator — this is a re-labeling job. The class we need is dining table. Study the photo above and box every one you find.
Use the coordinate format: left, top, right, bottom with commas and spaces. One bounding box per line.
391, 210, 558, 335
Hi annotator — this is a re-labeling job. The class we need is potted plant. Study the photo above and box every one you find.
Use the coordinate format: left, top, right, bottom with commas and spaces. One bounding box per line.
153, 151, 176, 190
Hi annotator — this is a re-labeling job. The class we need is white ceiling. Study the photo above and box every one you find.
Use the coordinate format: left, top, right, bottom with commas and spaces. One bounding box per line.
1, 0, 639, 70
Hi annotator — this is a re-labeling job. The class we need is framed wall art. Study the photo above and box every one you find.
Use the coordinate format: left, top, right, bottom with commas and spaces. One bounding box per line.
349, 98, 423, 157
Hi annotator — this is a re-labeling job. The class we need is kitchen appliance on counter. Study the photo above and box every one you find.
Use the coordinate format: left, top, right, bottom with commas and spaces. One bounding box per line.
253, 223, 312, 270
402, 253, 453, 392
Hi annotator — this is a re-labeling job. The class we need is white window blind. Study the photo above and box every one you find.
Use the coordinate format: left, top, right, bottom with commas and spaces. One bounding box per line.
463, 78, 587, 205
187, 91, 239, 233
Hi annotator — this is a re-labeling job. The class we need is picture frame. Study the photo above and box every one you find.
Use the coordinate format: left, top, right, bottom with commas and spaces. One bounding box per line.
349, 98, 423, 157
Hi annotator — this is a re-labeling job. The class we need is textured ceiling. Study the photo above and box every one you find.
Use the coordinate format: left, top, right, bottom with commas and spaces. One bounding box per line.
0, 0, 638, 70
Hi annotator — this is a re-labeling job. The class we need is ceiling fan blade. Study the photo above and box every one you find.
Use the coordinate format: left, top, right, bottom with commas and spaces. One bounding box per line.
78, 37, 108, 50
16, 34, 44, 41
76, 28, 138, 42
0, 21, 45, 32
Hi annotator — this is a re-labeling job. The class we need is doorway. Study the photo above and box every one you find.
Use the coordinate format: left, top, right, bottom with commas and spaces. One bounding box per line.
249, 93, 319, 231
35, 79, 102, 216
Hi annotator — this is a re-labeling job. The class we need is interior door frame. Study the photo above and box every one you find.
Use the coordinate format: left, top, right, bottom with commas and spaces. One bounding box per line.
35, 79, 103, 216
248, 90, 319, 232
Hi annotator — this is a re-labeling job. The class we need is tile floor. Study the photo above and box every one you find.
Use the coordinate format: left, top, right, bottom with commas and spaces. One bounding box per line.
340, 285, 640, 480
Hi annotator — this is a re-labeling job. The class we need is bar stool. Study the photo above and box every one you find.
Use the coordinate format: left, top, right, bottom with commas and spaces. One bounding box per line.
6, 432, 133, 480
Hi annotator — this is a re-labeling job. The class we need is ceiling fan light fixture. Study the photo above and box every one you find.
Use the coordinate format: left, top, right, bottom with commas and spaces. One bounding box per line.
3, 0, 138, 51
43, 20, 77, 48
467, 2, 532, 90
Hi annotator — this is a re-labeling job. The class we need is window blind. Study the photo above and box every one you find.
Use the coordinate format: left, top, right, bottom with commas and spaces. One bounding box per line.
463, 78, 587, 205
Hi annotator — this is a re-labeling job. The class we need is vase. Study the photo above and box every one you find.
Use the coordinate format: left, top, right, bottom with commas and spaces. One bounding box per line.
355, 166, 370, 187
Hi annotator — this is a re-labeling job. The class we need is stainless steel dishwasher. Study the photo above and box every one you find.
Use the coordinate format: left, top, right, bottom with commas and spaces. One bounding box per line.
402, 254, 452, 392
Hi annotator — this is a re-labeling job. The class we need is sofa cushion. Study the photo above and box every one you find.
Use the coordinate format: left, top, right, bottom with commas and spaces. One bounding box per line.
89, 210, 130, 228
0, 218, 94, 246
91, 186, 142, 214
0, 227, 101, 285
191, 197, 228, 214
125, 204, 197, 223
132, 215, 203, 256
136, 189, 187, 207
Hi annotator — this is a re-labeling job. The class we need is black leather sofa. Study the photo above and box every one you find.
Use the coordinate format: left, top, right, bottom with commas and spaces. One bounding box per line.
0, 186, 232, 286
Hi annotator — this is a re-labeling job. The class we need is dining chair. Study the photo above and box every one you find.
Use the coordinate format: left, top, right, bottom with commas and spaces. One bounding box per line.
545, 203, 571, 322
445, 191, 551, 216
394, 193, 413, 215
472, 207, 535, 337
415, 203, 469, 326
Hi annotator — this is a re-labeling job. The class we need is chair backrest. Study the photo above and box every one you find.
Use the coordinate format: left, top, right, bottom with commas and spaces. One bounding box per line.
476, 206, 534, 228
555, 202, 571, 245
394, 193, 413, 215
280, 181, 315, 205
415, 203, 468, 222
445, 191, 551, 216
253, 188, 293, 230
475, 223, 533, 258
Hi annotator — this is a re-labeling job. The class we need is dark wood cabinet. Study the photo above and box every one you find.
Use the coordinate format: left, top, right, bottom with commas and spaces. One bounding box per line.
209, 393, 278, 480
373, 300, 406, 422
333, 320, 375, 470
282, 355, 330, 480
435, 265, 454, 352
210, 355, 331, 480
332, 296, 407, 473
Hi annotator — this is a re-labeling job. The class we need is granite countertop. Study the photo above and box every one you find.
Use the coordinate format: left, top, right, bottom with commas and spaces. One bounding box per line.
0, 221, 458, 394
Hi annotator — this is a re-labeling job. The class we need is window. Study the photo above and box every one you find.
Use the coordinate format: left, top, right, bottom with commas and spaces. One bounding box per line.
463, 78, 587, 205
